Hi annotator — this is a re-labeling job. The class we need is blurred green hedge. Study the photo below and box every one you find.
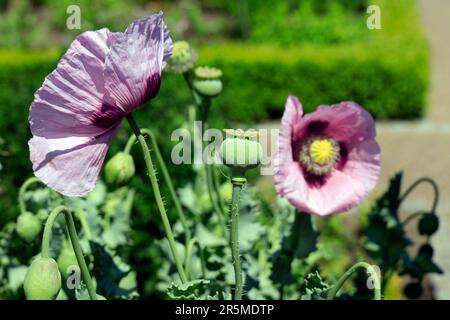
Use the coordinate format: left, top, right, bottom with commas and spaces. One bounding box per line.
0, 0, 429, 221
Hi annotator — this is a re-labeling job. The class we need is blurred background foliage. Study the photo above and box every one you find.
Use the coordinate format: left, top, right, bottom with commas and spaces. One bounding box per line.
0, 0, 430, 299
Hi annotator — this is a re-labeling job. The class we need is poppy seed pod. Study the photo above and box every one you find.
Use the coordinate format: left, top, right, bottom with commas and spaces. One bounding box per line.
24, 257, 61, 300
220, 129, 263, 172
104, 152, 135, 186
16, 211, 42, 242
193, 66, 223, 97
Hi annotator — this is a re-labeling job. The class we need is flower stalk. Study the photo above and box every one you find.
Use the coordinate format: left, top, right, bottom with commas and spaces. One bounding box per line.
41, 205, 97, 300
126, 113, 188, 284
327, 261, 381, 300
18, 177, 42, 214
229, 177, 246, 300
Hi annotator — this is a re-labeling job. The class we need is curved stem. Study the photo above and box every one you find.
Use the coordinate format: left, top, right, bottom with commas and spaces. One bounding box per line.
401, 210, 428, 227
399, 177, 439, 214
18, 177, 42, 214
124, 129, 191, 248
41, 206, 96, 300
230, 177, 246, 300
327, 261, 381, 300
41, 205, 66, 259
126, 113, 187, 284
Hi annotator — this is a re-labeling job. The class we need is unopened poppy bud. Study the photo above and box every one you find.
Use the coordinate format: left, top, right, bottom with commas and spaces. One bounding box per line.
167, 41, 198, 73
24, 257, 61, 300
57, 241, 78, 279
418, 214, 439, 235
193, 66, 223, 97
220, 129, 263, 172
104, 152, 135, 186
16, 211, 42, 242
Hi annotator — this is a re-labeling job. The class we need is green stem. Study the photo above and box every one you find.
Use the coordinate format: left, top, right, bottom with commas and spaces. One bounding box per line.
18, 177, 42, 214
230, 177, 246, 300
64, 211, 97, 300
206, 163, 227, 234
126, 113, 187, 284
195, 242, 207, 280
399, 177, 439, 213
41, 206, 65, 259
185, 238, 197, 280
212, 168, 226, 214
124, 129, 191, 247
74, 209, 93, 241
41, 205, 96, 300
327, 261, 381, 300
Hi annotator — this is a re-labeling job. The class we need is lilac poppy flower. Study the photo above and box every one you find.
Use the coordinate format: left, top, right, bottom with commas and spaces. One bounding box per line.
28, 13, 172, 196
274, 96, 380, 216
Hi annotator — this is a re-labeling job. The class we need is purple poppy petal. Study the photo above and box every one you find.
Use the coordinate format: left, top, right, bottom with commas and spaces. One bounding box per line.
29, 29, 122, 139
299, 101, 376, 146
102, 12, 173, 113
29, 126, 118, 196
274, 96, 303, 183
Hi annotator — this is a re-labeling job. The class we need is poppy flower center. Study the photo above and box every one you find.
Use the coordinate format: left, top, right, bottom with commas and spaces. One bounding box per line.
299, 136, 340, 175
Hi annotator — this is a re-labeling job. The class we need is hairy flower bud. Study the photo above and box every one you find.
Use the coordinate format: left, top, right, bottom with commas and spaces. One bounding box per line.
24, 257, 61, 300
16, 211, 42, 242
104, 152, 135, 186
167, 41, 198, 73
192, 66, 223, 97
220, 129, 263, 172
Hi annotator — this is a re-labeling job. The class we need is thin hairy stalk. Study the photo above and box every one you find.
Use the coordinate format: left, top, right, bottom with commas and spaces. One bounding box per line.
327, 261, 381, 300
42, 205, 96, 300
229, 177, 246, 300
126, 113, 187, 283
18, 177, 42, 214
124, 129, 191, 248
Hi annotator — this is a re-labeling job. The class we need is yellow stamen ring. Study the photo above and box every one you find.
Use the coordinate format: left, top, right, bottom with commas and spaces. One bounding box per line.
299, 136, 340, 175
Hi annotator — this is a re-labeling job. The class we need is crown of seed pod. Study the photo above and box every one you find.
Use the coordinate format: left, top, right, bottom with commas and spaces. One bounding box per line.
104, 152, 135, 186
166, 41, 198, 73
193, 66, 223, 97
220, 129, 263, 175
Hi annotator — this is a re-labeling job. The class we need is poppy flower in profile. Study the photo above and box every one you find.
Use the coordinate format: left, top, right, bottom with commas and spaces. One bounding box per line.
28, 12, 172, 196
274, 96, 380, 216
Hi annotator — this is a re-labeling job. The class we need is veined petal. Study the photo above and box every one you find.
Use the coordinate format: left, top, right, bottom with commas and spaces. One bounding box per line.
274, 96, 303, 182
29, 126, 118, 196
103, 12, 173, 113
29, 29, 123, 138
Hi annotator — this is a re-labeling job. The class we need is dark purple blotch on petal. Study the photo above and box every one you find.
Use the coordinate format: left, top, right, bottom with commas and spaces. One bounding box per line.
91, 102, 126, 129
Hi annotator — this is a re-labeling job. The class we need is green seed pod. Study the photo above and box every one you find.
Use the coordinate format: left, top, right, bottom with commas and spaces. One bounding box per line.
57, 243, 78, 279
192, 66, 223, 97
418, 214, 439, 236
104, 152, 135, 186
220, 129, 263, 171
192, 79, 223, 97
24, 257, 61, 300
403, 282, 422, 299
16, 211, 42, 242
